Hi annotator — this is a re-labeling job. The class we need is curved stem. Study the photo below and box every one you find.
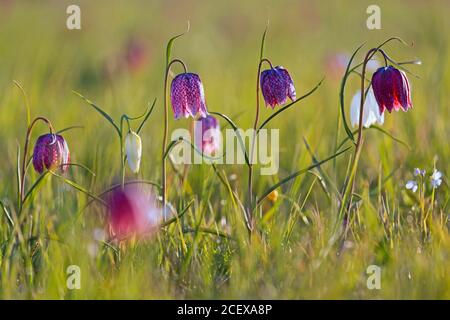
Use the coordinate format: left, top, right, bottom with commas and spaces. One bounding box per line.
247, 58, 274, 232
19, 117, 54, 209
338, 48, 388, 237
162, 59, 188, 215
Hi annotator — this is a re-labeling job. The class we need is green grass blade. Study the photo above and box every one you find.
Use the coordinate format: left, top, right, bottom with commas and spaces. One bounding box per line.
370, 125, 411, 150
72, 91, 120, 135
258, 78, 323, 132
257, 146, 351, 204
136, 98, 157, 134
166, 22, 190, 67
22, 172, 50, 205
13, 80, 31, 127
209, 111, 250, 166
50, 172, 108, 206
56, 125, 84, 134
160, 199, 194, 228
339, 42, 365, 144
260, 23, 269, 61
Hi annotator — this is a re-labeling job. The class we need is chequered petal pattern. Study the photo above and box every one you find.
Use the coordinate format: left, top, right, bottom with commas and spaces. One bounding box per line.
170, 73, 208, 119
260, 66, 296, 109
372, 66, 412, 114
32, 134, 70, 174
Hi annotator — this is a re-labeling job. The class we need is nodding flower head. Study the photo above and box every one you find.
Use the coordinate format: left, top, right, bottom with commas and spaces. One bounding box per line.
32, 134, 70, 174
194, 115, 221, 156
260, 66, 296, 109
170, 72, 207, 120
371, 66, 412, 114
107, 184, 161, 240
350, 86, 384, 128
125, 131, 142, 174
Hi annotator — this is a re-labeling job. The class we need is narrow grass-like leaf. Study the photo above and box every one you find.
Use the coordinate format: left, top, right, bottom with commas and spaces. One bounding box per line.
50, 172, 108, 206
60, 163, 96, 176
336, 126, 410, 152
56, 125, 84, 134
370, 125, 411, 150
16, 144, 21, 208
258, 78, 323, 132
339, 42, 365, 143
160, 199, 194, 228
260, 23, 269, 61
137, 98, 156, 134
166, 22, 190, 67
209, 111, 250, 166
164, 136, 224, 161
182, 227, 231, 239
22, 172, 50, 205
73, 91, 120, 135
257, 146, 351, 205
13, 80, 31, 127
0, 200, 14, 227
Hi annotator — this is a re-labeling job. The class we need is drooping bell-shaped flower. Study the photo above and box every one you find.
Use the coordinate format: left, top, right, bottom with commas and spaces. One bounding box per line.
350, 86, 384, 128
170, 72, 208, 119
32, 134, 70, 174
260, 66, 296, 109
125, 131, 142, 173
194, 115, 221, 156
107, 184, 162, 240
371, 66, 412, 114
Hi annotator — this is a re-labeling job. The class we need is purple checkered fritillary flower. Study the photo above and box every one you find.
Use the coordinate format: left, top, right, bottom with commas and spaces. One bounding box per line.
170, 72, 208, 120
194, 115, 221, 156
372, 66, 412, 114
260, 66, 296, 109
32, 134, 70, 174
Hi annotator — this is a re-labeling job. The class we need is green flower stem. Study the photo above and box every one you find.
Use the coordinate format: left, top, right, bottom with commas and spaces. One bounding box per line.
162, 59, 187, 216
247, 58, 273, 233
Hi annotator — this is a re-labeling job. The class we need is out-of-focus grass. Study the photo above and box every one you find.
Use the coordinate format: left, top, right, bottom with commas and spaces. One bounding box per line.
0, 0, 449, 299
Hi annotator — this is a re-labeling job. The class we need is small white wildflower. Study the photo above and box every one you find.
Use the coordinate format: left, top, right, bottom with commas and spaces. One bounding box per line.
405, 180, 418, 193
125, 131, 142, 174
430, 169, 443, 188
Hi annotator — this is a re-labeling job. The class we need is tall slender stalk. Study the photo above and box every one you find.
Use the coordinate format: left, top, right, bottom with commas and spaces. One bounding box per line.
162, 59, 187, 216
337, 47, 388, 237
19, 117, 54, 209
247, 58, 273, 232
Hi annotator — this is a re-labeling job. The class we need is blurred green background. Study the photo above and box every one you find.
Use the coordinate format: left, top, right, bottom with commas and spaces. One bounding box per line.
0, 0, 449, 299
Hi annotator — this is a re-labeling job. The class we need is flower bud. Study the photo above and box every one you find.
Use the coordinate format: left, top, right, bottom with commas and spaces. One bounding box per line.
125, 131, 142, 173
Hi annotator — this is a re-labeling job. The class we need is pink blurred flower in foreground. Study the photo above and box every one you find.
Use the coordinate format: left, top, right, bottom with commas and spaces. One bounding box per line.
372, 66, 412, 114
32, 134, 70, 174
170, 73, 208, 119
194, 115, 221, 156
260, 66, 296, 108
107, 185, 162, 240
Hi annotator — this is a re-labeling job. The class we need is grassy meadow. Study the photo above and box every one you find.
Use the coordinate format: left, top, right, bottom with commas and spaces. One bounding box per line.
0, 0, 449, 299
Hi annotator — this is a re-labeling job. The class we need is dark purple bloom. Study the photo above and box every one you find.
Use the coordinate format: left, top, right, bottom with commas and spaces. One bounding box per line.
32, 134, 70, 174
194, 115, 221, 155
107, 184, 161, 240
260, 66, 296, 108
371, 66, 412, 114
170, 73, 207, 120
